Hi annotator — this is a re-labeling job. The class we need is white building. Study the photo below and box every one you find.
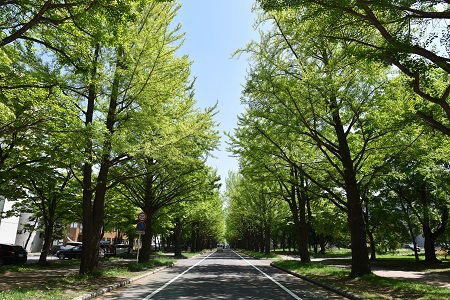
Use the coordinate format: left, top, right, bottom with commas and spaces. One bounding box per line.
0, 198, 43, 252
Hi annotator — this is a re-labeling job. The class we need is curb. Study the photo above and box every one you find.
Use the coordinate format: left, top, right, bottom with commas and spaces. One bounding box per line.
270, 262, 367, 300
72, 264, 174, 300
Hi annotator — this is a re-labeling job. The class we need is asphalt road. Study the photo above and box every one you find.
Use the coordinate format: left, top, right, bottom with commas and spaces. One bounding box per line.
96, 249, 347, 300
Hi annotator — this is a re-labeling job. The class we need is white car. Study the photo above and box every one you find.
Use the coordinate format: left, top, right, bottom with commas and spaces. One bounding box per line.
217, 244, 224, 252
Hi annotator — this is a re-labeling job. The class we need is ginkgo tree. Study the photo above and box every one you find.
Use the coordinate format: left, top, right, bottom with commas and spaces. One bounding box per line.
380, 135, 450, 263
1, 0, 219, 274
257, 1, 450, 137
230, 9, 418, 276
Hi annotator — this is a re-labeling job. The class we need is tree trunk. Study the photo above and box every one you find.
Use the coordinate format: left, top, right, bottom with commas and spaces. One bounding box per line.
79, 44, 99, 275
139, 211, 154, 263
285, 179, 310, 262
329, 91, 371, 276
174, 217, 182, 257
264, 221, 271, 255
367, 229, 376, 261
364, 200, 377, 261
318, 238, 326, 254
81, 44, 120, 274
39, 218, 54, 264
347, 189, 371, 276
190, 223, 197, 252
420, 190, 448, 264
296, 174, 311, 262
423, 225, 439, 263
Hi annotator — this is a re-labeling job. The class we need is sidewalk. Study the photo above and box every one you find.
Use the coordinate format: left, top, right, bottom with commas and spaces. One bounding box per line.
372, 267, 450, 289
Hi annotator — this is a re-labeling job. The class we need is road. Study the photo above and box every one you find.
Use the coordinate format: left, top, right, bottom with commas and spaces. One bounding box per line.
96, 249, 347, 300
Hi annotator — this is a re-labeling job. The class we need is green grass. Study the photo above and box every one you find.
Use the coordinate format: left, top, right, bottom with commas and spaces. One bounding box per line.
273, 259, 450, 300
0, 256, 177, 300
178, 251, 205, 258
239, 249, 279, 259
126, 257, 175, 272
0, 259, 78, 274
0, 289, 69, 300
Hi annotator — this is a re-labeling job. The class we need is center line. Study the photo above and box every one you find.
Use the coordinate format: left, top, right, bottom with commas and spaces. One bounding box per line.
233, 250, 303, 300
142, 251, 214, 300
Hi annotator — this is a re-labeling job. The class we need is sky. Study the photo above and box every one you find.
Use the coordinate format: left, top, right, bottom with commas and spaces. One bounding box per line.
173, 1, 260, 191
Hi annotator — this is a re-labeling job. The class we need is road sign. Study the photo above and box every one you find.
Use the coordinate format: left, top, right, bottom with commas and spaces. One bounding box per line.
136, 231, 145, 235
136, 221, 146, 231
138, 212, 147, 221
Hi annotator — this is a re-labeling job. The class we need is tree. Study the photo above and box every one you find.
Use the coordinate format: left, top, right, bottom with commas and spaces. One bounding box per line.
382, 136, 450, 263
224, 172, 286, 255
119, 157, 219, 262
309, 197, 349, 254
231, 9, 417, 276
179, 189, 225, 253
9, 166, 80, 264
23, 1, 199, 273
0, 1, 132, 47
1, 83, 83, 263
364, 188, 411, 260
0, 0, 136, 175
257, 1, 450, 137
1, 1, 219, 274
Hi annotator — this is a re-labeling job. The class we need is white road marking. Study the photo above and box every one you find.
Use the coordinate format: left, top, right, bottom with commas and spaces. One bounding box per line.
233, 250, 303, 300
142, 251, 215, 299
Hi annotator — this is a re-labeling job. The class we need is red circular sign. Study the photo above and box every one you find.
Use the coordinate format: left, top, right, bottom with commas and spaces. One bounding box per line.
138, 212, 147, 221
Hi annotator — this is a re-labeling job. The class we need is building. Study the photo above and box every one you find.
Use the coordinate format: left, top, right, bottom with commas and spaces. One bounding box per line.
0, 198, 43, 252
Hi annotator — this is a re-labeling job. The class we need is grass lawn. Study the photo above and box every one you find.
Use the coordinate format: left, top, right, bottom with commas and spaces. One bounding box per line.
270, 248, 450, 300
0, 253, 179, 300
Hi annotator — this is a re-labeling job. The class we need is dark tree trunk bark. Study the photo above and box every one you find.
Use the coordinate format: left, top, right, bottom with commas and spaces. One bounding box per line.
190, 223, 198, 252
367, 229, 376, 261
423, 208, 448, 264
319, 238, 326, 254
39, 218, 54, 264
364, 200, 377, 261
296, 173, 310, 262
264, 222, 271, 255
423, 225, 440, 263
174, 218, 182, 257
347, 193, 371, 276
139, 211, 155, 263
282, 177, 310, 262
80, 44, 100, 275
329, 91, 371, 276
420, 189, 448, 264
80, 44, 121, 274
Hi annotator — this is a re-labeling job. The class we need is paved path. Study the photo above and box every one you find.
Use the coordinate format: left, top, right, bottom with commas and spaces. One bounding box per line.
371, 268, 450, 289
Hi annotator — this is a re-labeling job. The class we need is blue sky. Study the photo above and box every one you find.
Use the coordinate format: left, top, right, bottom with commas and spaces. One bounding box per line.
174, 1, 260, 190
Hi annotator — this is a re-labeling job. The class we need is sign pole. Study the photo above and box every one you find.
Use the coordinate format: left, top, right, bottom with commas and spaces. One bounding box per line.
136, 212, 147, 263
136, 233, 141, 263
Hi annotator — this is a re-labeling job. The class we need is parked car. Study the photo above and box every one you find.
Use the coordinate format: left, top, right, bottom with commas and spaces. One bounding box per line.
0, 243, 27, 266
114, 244, 129, 256
57, 245, 106, 260
65, 242, 82, 249
100, 241, 115, 256
49, 245, 67, 256
57, 245, 83, 260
